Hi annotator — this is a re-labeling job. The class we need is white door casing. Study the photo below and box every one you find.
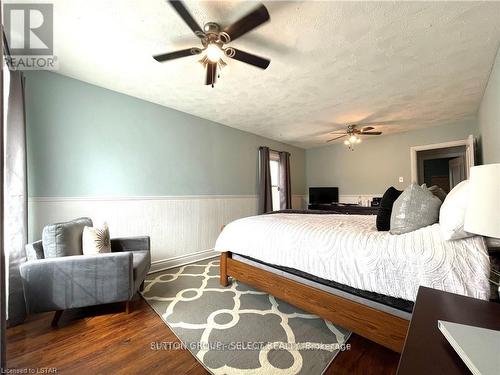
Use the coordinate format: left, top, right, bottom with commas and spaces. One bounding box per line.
410, 136, 475, 183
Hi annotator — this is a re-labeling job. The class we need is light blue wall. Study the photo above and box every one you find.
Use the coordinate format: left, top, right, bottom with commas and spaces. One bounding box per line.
306, 119, 478, 195
478, 46, 500, 164
25, 72, 305, 197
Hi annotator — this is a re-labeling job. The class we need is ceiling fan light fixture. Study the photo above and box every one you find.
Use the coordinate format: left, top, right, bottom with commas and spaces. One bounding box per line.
206, 44, 223, 63
326, 124, 382, 150
154, 1, 271, 86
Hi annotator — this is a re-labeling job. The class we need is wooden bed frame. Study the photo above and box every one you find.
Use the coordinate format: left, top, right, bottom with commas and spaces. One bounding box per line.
220, 251, 409, 353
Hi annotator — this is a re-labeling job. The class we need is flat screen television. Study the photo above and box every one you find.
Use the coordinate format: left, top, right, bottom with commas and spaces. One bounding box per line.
309, 187, 339, 205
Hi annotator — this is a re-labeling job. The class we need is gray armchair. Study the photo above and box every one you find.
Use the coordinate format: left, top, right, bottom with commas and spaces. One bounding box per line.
19, 218, 151, 326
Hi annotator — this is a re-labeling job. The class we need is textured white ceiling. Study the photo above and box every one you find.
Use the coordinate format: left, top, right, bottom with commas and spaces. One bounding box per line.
49, 0, 500, 148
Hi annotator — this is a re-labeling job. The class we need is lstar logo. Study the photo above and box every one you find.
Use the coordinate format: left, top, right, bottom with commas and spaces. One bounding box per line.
4, 3, 53, 56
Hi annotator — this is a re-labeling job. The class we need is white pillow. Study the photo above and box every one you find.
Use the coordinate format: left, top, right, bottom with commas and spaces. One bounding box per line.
82, 223, 111, 254
439, 180, 473, 240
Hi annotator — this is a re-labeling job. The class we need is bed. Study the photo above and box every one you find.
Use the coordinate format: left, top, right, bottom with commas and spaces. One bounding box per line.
214, 212, 490, 352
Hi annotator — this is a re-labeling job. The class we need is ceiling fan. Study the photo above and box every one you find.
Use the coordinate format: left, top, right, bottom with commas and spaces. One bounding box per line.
326, 124, 382, 151
153, 1, 271, 87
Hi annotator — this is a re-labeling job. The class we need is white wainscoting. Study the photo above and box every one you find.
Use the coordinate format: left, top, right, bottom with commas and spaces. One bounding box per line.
28, 194, 304, 272
339, 194, 382, 205
302, 194, 382, 206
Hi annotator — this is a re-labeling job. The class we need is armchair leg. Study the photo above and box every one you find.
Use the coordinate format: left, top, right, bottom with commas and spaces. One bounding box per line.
125, 300, 132, 314
51, 310, 63, 327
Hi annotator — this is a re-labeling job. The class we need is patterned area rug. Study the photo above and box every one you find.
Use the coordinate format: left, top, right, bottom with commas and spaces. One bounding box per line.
142, 258, 351, 375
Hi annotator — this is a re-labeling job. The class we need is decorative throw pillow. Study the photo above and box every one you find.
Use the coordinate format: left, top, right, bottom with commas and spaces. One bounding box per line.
376, 187, 403, 231
439, 180, 474, 240
82, 223, 111, 255
42, 217, 93, 258
421, 184, 447, 202
390, 183, 442, 235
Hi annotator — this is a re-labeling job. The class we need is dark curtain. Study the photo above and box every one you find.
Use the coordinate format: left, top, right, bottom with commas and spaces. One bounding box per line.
1, 26, 6, 368
4, 69, 27, 326
278, 151, 292, 209
258, 147, 272, 214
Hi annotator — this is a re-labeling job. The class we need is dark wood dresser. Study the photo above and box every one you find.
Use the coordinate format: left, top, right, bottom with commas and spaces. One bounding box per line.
307, 204, 379, 215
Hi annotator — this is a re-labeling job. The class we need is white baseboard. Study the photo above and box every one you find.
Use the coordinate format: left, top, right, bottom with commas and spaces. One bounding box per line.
149, 249, 218, 274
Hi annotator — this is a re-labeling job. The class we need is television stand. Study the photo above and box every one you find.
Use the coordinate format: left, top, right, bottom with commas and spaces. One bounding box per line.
307, 203, 379, 215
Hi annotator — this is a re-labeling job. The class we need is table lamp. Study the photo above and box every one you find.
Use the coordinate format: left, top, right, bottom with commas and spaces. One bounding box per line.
464, 163, 500, 239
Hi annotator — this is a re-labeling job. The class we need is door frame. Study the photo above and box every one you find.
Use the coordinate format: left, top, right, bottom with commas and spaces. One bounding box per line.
410, 135, 475, 183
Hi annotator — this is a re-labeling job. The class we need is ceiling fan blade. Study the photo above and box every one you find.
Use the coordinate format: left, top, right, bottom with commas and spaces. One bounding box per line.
361, 126, 374, 132
222, 4, 270, 42
360, 131, 382, 135
327, 135, 347, 142
169, 0, 205, 38
226, 48, 270, 69
153, 48, 201, 62
205, 62, 217, 86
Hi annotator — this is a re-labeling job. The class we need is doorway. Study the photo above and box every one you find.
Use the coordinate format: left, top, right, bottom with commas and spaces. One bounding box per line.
410, 136, 475, 191
419, 147, 466, 192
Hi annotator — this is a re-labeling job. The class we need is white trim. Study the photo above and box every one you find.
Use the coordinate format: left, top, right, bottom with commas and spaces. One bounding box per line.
28, 194, 306, 203
410, 136, 475, 183
28, 195, 258, 202
149, 249, 218, 274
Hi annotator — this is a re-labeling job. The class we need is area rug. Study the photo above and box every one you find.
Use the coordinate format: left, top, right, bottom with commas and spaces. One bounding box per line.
142, 258, 351, 375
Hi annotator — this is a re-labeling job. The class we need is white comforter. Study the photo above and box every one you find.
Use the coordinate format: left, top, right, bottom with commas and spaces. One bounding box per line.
214, 214, 490, 302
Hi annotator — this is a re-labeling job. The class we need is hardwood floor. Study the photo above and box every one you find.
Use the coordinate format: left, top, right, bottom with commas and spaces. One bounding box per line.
6, 297, 400, 374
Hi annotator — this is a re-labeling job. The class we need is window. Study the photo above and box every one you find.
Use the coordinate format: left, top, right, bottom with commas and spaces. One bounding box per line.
270, 151, 280, 211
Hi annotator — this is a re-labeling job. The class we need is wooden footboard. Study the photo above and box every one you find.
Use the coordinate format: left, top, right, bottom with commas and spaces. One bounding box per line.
219, 251, 409, 353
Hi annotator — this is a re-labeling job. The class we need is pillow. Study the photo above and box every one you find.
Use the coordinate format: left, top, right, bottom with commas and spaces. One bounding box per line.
42, 217, 93, 258
390, 183, 442, 235
376, 187, 403, 231
439, 180, 473, 240
425, 184, 447, 202
83, 223, 111, 255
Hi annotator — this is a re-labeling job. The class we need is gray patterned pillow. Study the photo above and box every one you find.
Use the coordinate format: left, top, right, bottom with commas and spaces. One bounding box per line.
390, 183, 442, 235
42, 217, 93, 258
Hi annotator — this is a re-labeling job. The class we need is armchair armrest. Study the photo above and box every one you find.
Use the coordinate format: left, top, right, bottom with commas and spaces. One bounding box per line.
19, 252, 133, 314
111, 236, 150, 252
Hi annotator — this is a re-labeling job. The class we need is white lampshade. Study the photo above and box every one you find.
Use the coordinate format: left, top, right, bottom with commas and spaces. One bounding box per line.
464, 163, 500, 238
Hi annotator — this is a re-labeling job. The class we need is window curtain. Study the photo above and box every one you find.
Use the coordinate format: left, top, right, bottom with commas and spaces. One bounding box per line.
4, 68, 27, 326
258, 147, 272, 214
278, 151, 292, 209
1, 28, 7, 369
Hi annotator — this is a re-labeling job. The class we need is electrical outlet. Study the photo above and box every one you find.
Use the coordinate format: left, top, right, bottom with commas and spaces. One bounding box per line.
399, 177, 404, 183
